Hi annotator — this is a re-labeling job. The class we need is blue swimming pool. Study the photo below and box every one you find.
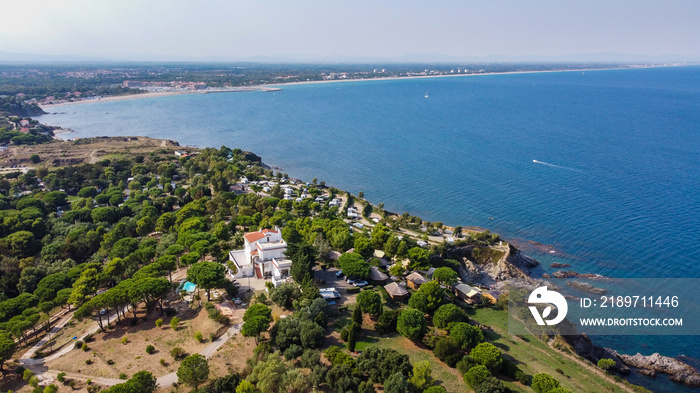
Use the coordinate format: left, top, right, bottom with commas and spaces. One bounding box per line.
182, 281, 196, 292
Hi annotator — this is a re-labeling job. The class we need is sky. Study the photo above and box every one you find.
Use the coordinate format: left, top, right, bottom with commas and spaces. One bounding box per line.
1, 0, 699, 62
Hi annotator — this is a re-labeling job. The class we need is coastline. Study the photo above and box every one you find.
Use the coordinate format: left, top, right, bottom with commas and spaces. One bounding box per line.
40, 63, 683, 110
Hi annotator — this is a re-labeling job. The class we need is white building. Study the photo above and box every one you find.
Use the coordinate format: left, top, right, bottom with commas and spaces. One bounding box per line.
229, 227, 292, 281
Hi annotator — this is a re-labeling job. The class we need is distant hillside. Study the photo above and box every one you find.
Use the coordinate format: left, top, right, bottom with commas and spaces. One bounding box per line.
0, 96, 46, 117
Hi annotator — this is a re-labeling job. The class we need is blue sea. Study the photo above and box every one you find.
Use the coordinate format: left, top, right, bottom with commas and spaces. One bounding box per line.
39, 66, 700, 391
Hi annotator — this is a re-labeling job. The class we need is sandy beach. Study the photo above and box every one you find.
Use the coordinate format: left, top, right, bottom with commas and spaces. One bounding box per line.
40, 64, 678, 110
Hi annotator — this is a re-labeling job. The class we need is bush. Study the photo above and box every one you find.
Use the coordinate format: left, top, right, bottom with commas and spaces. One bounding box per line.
210, 332, 217, 342
170, 316, 181, 330
107, 359, 115, 365
23, 368, 34, 381
457, 356, 477, 375
376, 309, 401, 334
14, 366, 25, 375
396, 309, 427, 341
284, 344, 304, 360
598, 358, 616, 371
121, 337, 128, 345
194, 331, 203, 342
171, 346, 186, 360
81, 343, 89, 351
531, 373, 560, 393
155, 318, 163, 327
74, 340, 84, 349
470, 342, 502, 371
160, 358, 167, 366
301, 349, 321, 368
464, 365, 491, 389
515, 370, 530, 385
164, 307, 177, 317
119, 373, 128, 380
433, 338, 460, 362
83, 333, 94, 342
433, 304, 466, 328
57, 372, 66, 383
85, 359, 93, 365
475, 377, 507, 393
146, 345, 155, 354
346, 287, 360, 294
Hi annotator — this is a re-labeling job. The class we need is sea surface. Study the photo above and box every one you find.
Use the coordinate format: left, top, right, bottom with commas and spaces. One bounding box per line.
40, 66, 700, 392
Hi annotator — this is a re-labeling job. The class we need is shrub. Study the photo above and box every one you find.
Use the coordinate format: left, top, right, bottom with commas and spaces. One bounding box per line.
155, 318, 163, 327
107, 359, 115, 365
376, 309, 401, 334
146, 345, 156, 354
119, 373, 128, 380
470, 342, 502, 371
284, 344, 304, 360
475, 377, 507, 393
396, 309, 427, 341
464, 365, 491, 389
81, 342, 89, 351
301, 349, 321, 368
85, 359, 93, 365
44, 384, 59, 393
160, 358, 167, 366
210, 332, 217, 342
74, 340, 84, 349
170, 316, 181, 330
194, 331, 204, 342
531, 373, 560, 393
57, 372, 66, 383
598, 358, 616, 371
83, 333, 94, 342
14, 366, 25, 375
433, 338, 460, 362
457, 356, 477, 375
121, 337, 128, 345
171, 346, 186, 360
23, 368, 34, 381
515, 370, 530, 385
433, 304, 466, 328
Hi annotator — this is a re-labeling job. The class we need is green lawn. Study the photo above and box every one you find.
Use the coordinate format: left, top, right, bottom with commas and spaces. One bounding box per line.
469, 307, 630, 393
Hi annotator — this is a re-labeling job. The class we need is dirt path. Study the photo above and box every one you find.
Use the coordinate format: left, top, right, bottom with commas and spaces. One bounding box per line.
88, 149, 99, 164
27, 321, 242, 388
20, 308, 74, 361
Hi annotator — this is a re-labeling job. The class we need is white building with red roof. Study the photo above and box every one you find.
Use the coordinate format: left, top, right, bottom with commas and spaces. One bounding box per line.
228, 226, 291, 281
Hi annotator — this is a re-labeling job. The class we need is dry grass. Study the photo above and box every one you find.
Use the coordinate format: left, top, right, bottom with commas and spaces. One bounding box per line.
0, 136, 193, 168
46, 301, 223, 379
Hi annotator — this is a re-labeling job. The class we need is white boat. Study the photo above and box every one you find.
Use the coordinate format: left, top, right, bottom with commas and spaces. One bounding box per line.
424, 92, 429, 98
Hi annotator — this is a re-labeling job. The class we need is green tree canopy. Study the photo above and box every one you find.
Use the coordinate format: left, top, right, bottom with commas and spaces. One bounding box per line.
177, 354, 210, 389
396, 309, 427, 341
356, 290, 382, 316
338, 252, 370, 279
408, 281, 444, 315
470, 342, 503, 371
187, 261, 226, 301
433, 303, 465, 328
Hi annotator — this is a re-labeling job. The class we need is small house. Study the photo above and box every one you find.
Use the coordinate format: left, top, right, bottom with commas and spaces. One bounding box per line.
320, 288, 341, 301
384, 282, 409, 301
482, 290, 502, 305
406, 272, 427, 290
369, 267, 389, 285
455, 284, 482, 304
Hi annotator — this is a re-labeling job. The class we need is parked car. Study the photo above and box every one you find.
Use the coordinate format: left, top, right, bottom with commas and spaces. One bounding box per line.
335, 269, 344, 278
352, 280, 368, 287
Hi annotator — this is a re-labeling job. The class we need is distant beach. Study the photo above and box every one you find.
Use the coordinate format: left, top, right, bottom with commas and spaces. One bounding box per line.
40, 63, 680, 110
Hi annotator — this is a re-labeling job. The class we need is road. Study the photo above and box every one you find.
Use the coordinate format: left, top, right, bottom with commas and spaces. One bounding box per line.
24, 321, 241, 388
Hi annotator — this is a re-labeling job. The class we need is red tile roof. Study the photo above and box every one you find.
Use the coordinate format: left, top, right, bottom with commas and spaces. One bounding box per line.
243, 229, 279, 244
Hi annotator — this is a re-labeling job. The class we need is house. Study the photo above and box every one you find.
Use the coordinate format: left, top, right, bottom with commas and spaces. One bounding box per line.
416, 267, 437, 279
384, 282, 409, 301
229, 227, 291, 281
406, 272, 427, 290
417, 240, 428, 247
454, 284, 482, 304
369, 267, 389, 285
482, 290, 502, 305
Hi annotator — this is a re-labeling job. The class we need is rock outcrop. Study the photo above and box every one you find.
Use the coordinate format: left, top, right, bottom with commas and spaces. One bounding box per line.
446, 243, 539, 286
566, 281, 607, 294
616, 352, 700, 387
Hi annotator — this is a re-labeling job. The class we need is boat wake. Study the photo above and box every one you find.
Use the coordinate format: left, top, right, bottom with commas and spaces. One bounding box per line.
532, 159, 581, 172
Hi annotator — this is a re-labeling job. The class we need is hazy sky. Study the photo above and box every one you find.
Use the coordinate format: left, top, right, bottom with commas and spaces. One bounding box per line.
2, 0, 699, 61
